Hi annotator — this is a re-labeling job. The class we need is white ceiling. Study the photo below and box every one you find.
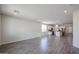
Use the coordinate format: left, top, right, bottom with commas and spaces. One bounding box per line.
0, 4, 79, 24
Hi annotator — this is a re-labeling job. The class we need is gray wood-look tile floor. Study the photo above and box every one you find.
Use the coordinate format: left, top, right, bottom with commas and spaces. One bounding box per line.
0, 34, 79, 54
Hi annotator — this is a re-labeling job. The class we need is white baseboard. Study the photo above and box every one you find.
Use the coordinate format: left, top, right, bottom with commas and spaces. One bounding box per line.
73, 43, 79, 49
1, 35, 42, 45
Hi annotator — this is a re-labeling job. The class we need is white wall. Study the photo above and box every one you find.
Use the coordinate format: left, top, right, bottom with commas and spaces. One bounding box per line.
2, 15, 42, 44
0, 15, 1, 45
73, 10, 79, 48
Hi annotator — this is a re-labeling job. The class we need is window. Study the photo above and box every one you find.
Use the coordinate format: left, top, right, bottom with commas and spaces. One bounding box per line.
41, 24, 47, 32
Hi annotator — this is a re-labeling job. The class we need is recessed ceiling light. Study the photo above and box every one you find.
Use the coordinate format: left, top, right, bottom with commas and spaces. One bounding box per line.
69, 4, 73, 6
64, 10, 67, 14
14, 10, 19, 15
55, 25, 59, 27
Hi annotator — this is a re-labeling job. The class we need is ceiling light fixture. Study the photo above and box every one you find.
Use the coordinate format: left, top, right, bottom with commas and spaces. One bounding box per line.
14, 10, 19, 15
64, 10, 67, 14
55, 25, 58, 27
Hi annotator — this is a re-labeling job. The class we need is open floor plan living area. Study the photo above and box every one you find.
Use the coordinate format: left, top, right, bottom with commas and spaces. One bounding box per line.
0, 4, 79, 54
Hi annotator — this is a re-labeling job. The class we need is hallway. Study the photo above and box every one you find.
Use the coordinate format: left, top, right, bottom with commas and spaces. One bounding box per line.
0, 34, 76, 54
